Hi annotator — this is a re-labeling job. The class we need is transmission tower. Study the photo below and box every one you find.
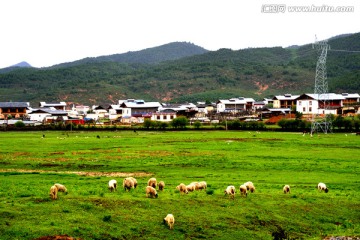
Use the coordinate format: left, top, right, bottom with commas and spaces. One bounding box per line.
311, 38, 332, 134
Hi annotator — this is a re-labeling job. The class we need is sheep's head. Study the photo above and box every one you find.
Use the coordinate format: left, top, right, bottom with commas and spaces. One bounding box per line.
325, 188, 329, 193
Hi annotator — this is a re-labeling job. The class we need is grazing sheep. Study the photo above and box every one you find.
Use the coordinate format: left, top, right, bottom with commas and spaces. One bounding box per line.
318, 182, 329, 193
198, 181, 207, 190
190, 182, 201, 190
54, 183, 67, 193
224, 185, 236, 199
163, 214, 175, 230
128, 177, 138, 188
176, 183, 188, 194
108, 179, 117, 192
239, 184, 247, 197
283, 185, 291, 194
186, 183, 196, 192
158, 181, 165, 191
50, 185, 58, 200
148, 178, 157, 189
244, 181, 255, 193
123, 178, 135, 191
146, 186, 158, 198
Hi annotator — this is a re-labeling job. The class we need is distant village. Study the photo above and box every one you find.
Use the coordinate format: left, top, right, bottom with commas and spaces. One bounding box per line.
0, 92, 359, 126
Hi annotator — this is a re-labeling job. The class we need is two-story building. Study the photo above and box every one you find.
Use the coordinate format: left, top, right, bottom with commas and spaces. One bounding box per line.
0, 102, 30, 119
273, 94, 300, 109
296, 93, 345, 116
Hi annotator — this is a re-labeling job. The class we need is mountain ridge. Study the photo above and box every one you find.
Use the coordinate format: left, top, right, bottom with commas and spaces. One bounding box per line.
0, 32, 359, 106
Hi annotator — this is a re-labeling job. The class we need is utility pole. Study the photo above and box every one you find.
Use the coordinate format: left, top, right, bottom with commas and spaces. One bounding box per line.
311, 37, 332, 135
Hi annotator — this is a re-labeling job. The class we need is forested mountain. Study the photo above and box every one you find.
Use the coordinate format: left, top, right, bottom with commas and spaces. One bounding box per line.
52, 42, 208, 68
0, 61, 32, 74
0, 33, 359, 106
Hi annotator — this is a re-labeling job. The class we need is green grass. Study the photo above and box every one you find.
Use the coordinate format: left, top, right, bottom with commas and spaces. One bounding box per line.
0, 130, 359, 239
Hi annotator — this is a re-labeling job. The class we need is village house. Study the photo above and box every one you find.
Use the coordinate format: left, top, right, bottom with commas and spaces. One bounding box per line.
0, 102, 30, 119
28, 108, 68, 123
39, 102, 67, 111
119, 99, 162, 123
272, 94, 300, 109
216, 97, 255, 114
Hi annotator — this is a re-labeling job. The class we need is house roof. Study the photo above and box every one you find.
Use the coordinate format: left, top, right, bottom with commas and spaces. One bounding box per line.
121, 101, 161, 108
39, 102, 66, 107
0, 102, 30, 108
341, 93, 360, 99
273, 94, 300, 100
217, 98, 247, 104
29, 108, 68, 115
298, 93, 345, 101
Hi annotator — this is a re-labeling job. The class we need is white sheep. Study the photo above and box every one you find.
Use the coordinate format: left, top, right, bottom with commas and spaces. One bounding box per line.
318, 182, 329, 193
224, 185, 236, 199
128, 177, 138, 188
244, 181, 255, 193
54, 183, 67, 193
158, 181, 165, 191
283, 185, 290, 194
239, 184, 247, 197
49, 185, 58, 200
176, 183, 188, 194
123, 178, 135, 191
163, 214, 175, 230
108, 179, 117, 192
198, 181, 207, 190
148, 178, 157, 189
186, 183, 196, 192
190, 182, 201, 190
146, 186, 158, 198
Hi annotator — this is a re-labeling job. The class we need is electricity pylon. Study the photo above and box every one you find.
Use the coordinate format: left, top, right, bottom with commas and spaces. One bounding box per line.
311, 38, 332, 135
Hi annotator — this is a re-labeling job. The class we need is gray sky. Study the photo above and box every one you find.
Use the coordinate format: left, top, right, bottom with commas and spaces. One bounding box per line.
0, 0, 359, 68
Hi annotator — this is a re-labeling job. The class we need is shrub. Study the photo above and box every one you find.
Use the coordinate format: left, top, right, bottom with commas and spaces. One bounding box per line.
14, 121, 25, 128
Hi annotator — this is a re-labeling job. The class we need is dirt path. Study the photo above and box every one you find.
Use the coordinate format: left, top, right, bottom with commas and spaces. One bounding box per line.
0, 169, 152, 177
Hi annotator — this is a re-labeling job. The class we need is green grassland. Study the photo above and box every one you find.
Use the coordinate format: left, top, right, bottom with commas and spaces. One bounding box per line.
0, 130, 359, 240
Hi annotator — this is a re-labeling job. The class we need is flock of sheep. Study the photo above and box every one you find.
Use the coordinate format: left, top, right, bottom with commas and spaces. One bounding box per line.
49, 177, 329, 230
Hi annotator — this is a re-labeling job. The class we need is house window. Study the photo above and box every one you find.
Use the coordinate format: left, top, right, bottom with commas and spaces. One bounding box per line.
157, 116, 160, 120
299, 101, 302, 106
303, 107, 305, 112
170, 115, 174, 119
309, 107, 312, 112
309, 101, 312, 105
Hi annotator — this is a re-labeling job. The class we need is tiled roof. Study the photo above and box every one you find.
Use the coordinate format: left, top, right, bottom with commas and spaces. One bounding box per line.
0, 102, 29, 108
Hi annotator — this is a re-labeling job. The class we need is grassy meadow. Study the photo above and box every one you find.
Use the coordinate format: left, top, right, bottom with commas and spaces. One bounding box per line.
0, 130, 359, 240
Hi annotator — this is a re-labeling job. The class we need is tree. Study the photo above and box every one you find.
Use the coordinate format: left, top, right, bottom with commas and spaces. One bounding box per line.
171, 117, 188, 129
193, 121, 201, 129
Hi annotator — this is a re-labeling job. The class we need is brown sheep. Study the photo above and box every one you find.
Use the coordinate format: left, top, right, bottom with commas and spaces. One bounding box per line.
54, 183, 67, 193
239, 184, 247, 197
176, 183, 188, 194
50, 185, 58, 200
148, 178, 157, 189
158, 181, 165, 191
146, 186, 158, 198
123, 178, 135, 191
128, 177, 138, 188
164, 214, 175, 230
283, 185, 290, 194
244, 181, 255, 193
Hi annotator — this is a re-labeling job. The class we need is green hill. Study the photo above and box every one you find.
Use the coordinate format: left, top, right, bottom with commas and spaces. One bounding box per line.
0, 33, 359, 106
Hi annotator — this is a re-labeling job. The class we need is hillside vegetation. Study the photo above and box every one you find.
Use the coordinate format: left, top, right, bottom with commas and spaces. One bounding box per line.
0, 33, 359, 106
